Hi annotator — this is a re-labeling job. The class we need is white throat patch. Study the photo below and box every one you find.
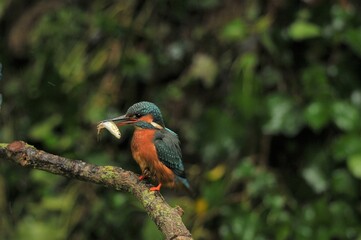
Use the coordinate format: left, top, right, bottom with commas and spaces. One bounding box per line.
150, 121, 163, 130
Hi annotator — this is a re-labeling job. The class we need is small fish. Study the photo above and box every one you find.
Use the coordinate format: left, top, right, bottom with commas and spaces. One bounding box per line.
97, 121, 121, 139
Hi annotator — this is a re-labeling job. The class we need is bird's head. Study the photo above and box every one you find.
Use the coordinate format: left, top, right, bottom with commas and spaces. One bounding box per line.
104, 101, 165, 129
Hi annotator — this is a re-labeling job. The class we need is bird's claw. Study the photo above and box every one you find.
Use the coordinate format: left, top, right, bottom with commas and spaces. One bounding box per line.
139, 168, 151, 181
150, 183, 162, 191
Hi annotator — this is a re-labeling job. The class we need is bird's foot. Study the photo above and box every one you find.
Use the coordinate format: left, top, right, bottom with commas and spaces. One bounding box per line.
150, 183, 162, 191
139, 168, 151, 181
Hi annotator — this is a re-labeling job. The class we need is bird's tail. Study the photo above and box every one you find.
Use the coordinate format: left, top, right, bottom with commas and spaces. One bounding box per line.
176, 176, 196, 197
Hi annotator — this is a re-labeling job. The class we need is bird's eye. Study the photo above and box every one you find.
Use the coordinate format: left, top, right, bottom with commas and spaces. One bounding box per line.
135, 113, 141, 118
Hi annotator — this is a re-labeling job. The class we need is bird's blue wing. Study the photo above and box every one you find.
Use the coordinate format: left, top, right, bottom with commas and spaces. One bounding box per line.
154, 129, 186, 178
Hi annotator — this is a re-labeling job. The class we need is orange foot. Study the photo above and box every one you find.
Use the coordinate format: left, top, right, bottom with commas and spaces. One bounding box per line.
139, 168, 151, 181
150, 183, 162, 191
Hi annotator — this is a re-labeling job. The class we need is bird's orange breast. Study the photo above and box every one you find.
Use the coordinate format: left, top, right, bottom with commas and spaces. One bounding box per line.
131, 129, 175, 186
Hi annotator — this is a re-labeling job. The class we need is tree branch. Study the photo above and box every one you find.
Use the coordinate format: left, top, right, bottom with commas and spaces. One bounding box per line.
0, 141, 192, 240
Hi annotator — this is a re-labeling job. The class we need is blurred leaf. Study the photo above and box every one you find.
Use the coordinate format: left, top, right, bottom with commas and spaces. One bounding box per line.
347, 153, 361, 179
302, 167, 328, 193
15, 217, 65, 240
254, 16, 271, 33
332, 101, 359, 131
164, 84, 184, 101
29, 114, 74, 150
263, 194, 286, 210
203, 180, 226, 207
351, 90, 361, 107
344, 28, 361, 57
207, 164, 226, 181
231, 160, 255, 181
263, 95, 304, 136
195, 198, 208, 215
301, 64, 332, 99
186, 53, 218, 88
123, 50, 152, 80
288, 21, 321, 40
0, 0, 11, 18
86, 152, 114, 165
221, 19, 247, 42
58, 43, 87, 91
88, 48, 110, 74
29, 114, 62, 140
332, 134, 361, 161
304, 101, 331, 130
142, 219, 163, 240
31, 171, 61, 186
331, 170, 357, 198
229, 53, 259, 118
42, 195, 72, 211
247, 170, 276, 198
111, 193, 127, 208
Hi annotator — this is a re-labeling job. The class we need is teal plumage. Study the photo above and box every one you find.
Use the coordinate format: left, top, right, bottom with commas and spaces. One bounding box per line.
126, 101, 165, 127
154, 129, 190, 189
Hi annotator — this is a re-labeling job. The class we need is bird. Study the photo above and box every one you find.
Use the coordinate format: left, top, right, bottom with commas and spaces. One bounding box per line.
103, 101, 191, 192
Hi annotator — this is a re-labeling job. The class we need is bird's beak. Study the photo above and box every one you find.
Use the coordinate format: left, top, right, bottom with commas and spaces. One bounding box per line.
102, 114, 138, 126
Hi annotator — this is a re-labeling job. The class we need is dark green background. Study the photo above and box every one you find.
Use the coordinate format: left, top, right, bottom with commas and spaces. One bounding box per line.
1, 0, 361, 239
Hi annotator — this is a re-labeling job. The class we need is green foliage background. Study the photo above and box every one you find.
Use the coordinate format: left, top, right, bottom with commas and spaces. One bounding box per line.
1, 0, 361, 239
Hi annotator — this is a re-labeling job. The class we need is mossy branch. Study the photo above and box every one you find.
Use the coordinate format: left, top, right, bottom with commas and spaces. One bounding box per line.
0, 141, 192, 240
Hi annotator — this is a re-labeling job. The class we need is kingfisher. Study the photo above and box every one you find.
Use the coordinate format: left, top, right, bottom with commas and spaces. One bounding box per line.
103, 101, 191, 192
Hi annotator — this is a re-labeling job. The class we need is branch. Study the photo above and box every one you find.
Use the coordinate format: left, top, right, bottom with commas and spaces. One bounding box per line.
0, 141, 192, 240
